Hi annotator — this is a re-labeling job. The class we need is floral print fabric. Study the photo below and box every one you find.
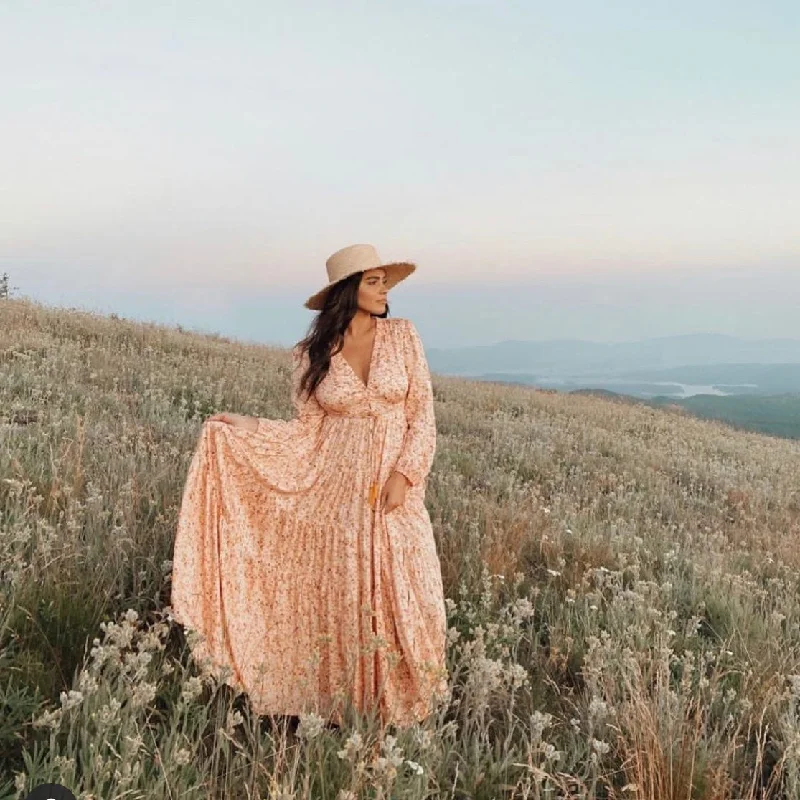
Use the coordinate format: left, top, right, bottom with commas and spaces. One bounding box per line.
171, 317, 448, 727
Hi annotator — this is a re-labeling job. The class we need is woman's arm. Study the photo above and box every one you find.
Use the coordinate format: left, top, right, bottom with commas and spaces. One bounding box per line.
393, 319, 436, 487
256, 345, 325, 434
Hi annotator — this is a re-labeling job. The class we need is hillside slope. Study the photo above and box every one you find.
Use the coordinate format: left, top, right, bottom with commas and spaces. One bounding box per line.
3, 297, 800, 796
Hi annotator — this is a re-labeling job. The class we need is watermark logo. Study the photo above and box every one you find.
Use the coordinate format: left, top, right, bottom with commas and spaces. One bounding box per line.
24, 784, 76, 800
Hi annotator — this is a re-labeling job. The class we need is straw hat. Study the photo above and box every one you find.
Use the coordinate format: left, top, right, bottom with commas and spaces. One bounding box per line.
304, 243, 416, 310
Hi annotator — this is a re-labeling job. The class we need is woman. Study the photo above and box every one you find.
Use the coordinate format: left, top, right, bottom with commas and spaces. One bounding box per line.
170, 243, 449, 729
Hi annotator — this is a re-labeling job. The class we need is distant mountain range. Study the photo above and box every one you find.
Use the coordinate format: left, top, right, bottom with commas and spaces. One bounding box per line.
425, 332, 800, 439
426, 333, 800, 378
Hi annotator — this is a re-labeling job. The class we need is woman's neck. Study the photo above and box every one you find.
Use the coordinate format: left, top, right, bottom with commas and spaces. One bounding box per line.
346, 311, 377, 338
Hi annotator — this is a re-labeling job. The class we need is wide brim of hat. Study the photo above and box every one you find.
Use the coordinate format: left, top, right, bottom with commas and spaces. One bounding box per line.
303, 261, 415, 310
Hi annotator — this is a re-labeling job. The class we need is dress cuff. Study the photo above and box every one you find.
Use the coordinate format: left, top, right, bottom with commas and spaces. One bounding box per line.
394, 466, 417, 487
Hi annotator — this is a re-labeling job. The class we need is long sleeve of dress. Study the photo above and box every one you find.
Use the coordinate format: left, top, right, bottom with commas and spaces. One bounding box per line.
257, 345, 325, 435
230, 344, 327, 494
393, 319, 436, 488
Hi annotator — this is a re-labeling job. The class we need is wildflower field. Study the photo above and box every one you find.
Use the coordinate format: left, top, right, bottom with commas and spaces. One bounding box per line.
2, 297, 800, 799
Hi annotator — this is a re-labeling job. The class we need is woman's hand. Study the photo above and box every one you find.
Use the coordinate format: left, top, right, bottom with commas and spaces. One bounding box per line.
381, 470, 411, 514
206, 412, 257, 432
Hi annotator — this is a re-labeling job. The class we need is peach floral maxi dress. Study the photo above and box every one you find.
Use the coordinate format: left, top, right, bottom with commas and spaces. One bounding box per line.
170, 317, 449, 727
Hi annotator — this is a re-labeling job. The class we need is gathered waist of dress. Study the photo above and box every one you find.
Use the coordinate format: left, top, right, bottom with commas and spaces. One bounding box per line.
322, 403, 405, 511
324, 404, 405, 421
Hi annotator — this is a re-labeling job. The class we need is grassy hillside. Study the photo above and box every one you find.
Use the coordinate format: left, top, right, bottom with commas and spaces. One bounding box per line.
649, 392, 800, 440
3, 297, 800, 798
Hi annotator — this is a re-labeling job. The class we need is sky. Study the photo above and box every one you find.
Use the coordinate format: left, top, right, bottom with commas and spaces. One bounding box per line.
2, 1, 799, 348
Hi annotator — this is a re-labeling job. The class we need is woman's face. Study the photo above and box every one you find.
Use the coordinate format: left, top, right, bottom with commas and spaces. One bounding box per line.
358, 268, 388, 314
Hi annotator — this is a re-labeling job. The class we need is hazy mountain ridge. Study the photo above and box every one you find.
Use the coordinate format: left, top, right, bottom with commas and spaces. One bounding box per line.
425, 333, 800, 439
427, 333, 800, 376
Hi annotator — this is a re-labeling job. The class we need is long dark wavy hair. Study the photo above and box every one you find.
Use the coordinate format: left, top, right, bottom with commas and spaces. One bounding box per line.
294, 272, 390, 403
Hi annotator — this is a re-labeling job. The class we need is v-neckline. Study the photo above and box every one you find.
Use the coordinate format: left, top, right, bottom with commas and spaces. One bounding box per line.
337, 317, 382, 390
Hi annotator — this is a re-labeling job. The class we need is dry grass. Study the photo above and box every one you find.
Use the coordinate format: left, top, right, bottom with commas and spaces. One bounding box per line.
3, 296, 800, 798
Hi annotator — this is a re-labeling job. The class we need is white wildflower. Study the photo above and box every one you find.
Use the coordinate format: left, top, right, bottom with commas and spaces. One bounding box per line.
226, 709, 245, 734
446, 625, 461, 645
181, 676, 204, 703
413, 727, 433, 751
588, 697, 610, 721
467, 655, 505, 705
140, 624, 168, 652
296, 712, 325, 740
60, 689, 84, 711
337, 730, 364, 762
512, 598, 535, 621
508, 663, 529, 690
93, 698, 121, 727
371, 734, 404, 781
78, 669, 99, 696
542, 742, 561, 761
131, 681, 157, 709
530, 710, 553, 742
53, 755, 76, 773
592, 738, 611, 755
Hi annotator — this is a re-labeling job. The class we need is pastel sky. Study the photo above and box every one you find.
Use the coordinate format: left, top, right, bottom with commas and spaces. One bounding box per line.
2, 1, 799, 348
